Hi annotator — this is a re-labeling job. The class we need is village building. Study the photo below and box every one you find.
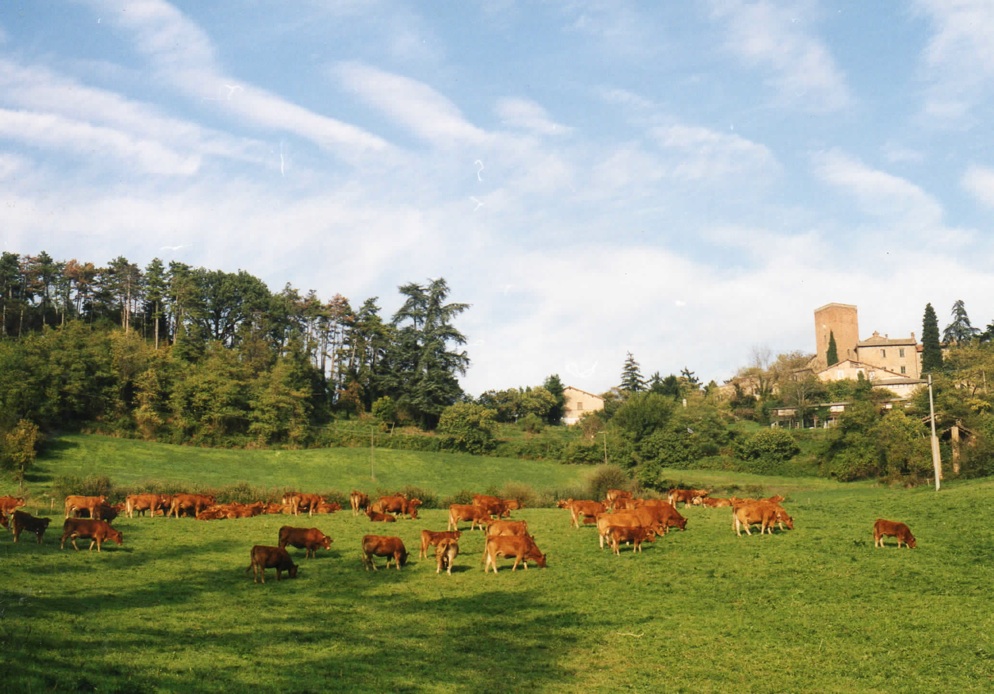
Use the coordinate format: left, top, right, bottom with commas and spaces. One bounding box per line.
562, 386, 605, 425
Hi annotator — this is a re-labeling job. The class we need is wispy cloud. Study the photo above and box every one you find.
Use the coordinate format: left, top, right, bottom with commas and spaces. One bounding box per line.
962, 165, 994, 208
496, 98, 572, 136
915, 0, 994, 123
85, 0, 389, 160
709, 0, 852, 112
651, 124, 778, 180
334, 62, 487, 146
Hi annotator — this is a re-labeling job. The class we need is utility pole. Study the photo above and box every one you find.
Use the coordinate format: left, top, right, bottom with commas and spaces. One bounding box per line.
600, 431, 608, 465
370, 426, 376, 482
928, 375, 941, 491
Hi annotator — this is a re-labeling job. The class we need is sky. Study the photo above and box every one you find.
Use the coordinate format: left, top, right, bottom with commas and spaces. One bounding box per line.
3, 1, 994, 397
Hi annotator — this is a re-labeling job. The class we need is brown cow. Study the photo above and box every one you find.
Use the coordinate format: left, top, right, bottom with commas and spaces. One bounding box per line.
0, 496, 27, 515
361, 535, 408, 571
701, 497, 732, 508
472, 494, 509, 519
282, 492, 325, 517
595, 511, 664, 550
11, 510, 52, 544
371, 494, 408, 516
247, 545, 298, 583
561, 499, 607, 528
483, 535, 547, 573
609, 525, 656, 555
635, 502, 687, 534
349, 490, 370, 516
366, 509, 397, 523
485, 519, 530, 537
734, 501, 793, 536
64, 495, 106, 520
448, 504, 491, 531
874, 519, 916, 549
667, 488, 709, 507
125, 493, 169, 518
0, 510, 7, 530
169, 493, 216, 518
313, 501, 342, 515
278, 526, 333, 559
60, 518, 123, 552
435, 538, 459, 575
420, 529, 461, 559
405, 498, 423, 520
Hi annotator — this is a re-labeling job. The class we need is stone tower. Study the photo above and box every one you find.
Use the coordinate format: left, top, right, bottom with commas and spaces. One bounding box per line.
814, 303, 859, 368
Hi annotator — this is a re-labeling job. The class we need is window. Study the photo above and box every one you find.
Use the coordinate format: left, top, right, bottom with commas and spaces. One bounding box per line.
881, 349, 886, 358
577, 402, 583, 411
899, 348, 905, 358
901, 366, 906, 374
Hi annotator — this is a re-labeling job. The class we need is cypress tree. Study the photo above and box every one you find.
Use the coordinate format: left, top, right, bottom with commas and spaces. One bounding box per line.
826, 330, 839, 366
921, 303, 943, 374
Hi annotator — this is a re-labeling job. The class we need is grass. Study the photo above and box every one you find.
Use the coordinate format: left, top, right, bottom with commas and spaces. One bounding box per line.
2, 436, 994, 692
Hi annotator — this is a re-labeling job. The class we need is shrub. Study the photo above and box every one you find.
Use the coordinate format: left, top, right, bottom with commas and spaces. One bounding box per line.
437, 403, 498, 454
736, 427, 800, 465
52, 475, 113, 500
585, 464, 631, 501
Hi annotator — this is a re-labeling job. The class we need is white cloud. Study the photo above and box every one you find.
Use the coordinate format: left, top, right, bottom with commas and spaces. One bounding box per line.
496, 98, 572, 136
915, 0, 994, 122
334, 62, 486, 146
651, 124, 778, 180
962, 165, 994, 208
710, 0, 852, 112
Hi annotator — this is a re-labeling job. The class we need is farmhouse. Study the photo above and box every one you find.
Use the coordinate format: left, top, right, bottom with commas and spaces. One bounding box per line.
562, 386, 604, 425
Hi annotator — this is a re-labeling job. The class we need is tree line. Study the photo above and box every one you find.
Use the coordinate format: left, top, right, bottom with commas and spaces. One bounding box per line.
0, 251, 475, 463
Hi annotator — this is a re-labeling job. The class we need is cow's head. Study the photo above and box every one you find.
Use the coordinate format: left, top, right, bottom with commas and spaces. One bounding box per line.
534, 552, 548, 568
288, 564, 299, 578
905, 534, 917, 549
108, 528, 124, 545
320, 535, 333, 550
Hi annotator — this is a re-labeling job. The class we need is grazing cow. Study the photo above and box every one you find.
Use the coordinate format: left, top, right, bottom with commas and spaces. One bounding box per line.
361, 535, 408, 571
594, 511, 662, 550
420, 529, 461, 559
485, 519, 530, 537
436, 538, 459, 575
169, 493, 216, 519
447, 504, 492, 531
278, 526, 333, 559
609, 525, 656, 555
874, 519, 916, 549
472, 494, 509, 519
282, 492, 325, 517
60, 518, 123, 552
629, 503, 687, 535
734, 501, 793, 536
247, 545, 298, 583
483, 535, 547, 573
125, 493, 169, 518
561, 499, 607, 529
349, 491, 370, 516
405, 498, 423, 520
64, 495, 106, 520
11, 510, 52, 544
0, 496, 27, 515
366, 509, 397, 523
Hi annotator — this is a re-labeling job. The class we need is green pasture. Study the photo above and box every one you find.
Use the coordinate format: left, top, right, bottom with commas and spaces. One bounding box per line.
2, 437, 994, 692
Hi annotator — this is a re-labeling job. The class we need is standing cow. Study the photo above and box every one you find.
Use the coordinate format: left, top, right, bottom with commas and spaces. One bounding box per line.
278, 526, 333, 559
11, 510, 52, 544
247, 545, 299, 583
61, 518, 123, 552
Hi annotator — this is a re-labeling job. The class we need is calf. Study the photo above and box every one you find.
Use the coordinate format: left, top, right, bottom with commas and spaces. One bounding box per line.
361, 535, 408, 571
125, 493, 169, 518
247, 545, 299, 583
435, 538, 459, 575
0, 495, 27, 515
60, 518, 123, 552
366, 509, 397, 523
11, 510, 52, 544
483, 535, 547, 573
874, 519, 916, 549
278, 526, 332, 559
420, 529, 461, 559
281, 492, 325, 517
562, 499, 607, 529
609, 525, 656, 555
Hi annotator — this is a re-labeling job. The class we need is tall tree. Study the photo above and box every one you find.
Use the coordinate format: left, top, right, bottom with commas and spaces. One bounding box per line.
543, 373, 566, 425
943, 299, 979, 346
386, 278, 469, 429
144, 258, 167, 348
922, 303, 943, 374
826, 330, 839, 366
620, 352, 646, 393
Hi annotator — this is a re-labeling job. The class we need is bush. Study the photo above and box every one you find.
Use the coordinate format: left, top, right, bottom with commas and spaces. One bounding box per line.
52, 475, 114, 501
585, 464, 631, 501
437, 403, 498, 454
736, 427, 800, 465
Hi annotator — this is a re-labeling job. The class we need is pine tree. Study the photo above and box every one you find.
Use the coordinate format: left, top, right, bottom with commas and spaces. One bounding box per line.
921, 303, 943, 374
826, 330, 839, 366
543, 374, 565, 425
620, 352, 646, 392
942, 299, 979, 345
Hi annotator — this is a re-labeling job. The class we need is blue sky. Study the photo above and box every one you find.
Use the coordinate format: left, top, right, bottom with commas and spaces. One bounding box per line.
3, 1, 994, 396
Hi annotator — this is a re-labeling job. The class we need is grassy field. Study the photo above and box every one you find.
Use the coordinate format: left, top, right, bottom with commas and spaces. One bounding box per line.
2, 436, 994, 692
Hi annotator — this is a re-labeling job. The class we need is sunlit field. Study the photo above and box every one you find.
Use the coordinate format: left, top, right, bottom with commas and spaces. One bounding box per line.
2, 437, 993, 692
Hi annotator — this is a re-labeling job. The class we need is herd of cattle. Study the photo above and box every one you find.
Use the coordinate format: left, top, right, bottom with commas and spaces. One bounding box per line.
0, 487, 917, 583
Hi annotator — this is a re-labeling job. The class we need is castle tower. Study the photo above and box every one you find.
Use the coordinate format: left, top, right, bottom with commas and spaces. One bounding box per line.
814, 303, 859, 368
